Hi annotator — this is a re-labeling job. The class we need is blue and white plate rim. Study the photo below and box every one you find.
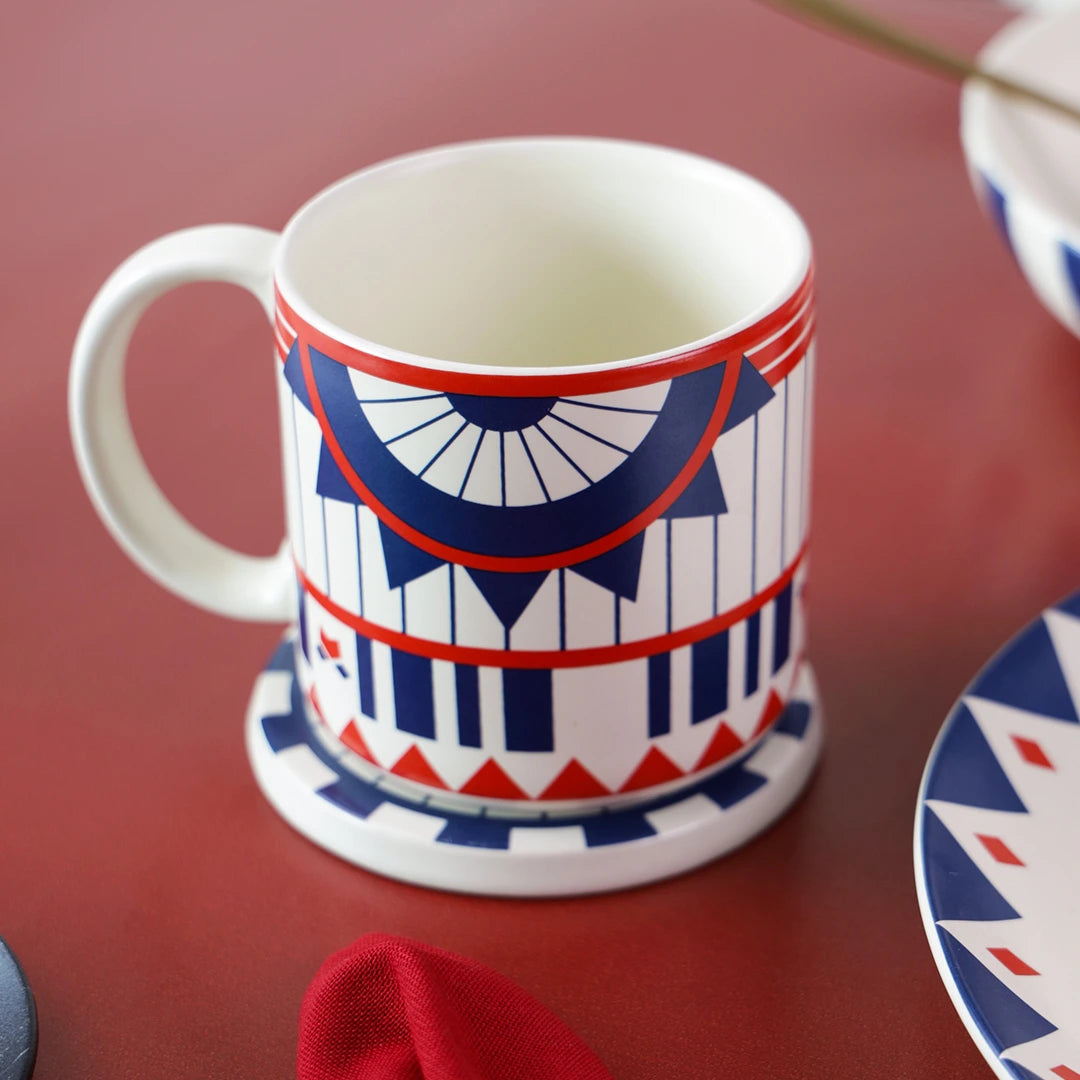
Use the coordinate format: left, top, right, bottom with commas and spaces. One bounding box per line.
913, 589, 1080, 1080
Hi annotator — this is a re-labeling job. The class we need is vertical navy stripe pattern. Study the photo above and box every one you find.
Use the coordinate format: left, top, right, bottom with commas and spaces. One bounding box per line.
773, 584, 792, 673
648, 653, 671, 737
390, 648, 435, 738
691, 630, 729, 724
454, 664, 481, 747
745, 611, 761, 697
355, 634, 376, 720
297, 583, 310, 662
502, 669, 554, 751
255, 637, 821, 860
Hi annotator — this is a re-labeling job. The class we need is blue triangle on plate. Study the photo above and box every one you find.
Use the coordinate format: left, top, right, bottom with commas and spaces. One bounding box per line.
465, 567, 549, 629
720, 358, 775, 433
378, 522, 447, 588
282, 339, 313, 412
316, 443, 363, 504
926, 704, 1026, 812
970, 618, 1079, 724
937, 930, 1056, 1055
662, 454, 727, 519
921, 807, 1019, 921
569, 533, 645, 601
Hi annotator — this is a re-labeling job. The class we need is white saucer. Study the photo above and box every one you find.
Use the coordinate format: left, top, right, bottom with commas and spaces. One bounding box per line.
246, 634, 823, 896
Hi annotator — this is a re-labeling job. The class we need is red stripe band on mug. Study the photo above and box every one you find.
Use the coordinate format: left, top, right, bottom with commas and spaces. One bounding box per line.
295, 538, 807, 670
274, 264, 814, 396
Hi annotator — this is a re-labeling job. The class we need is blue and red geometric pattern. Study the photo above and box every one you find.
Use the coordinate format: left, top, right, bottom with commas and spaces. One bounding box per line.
255, 636, 818, 854
272, 267, 815, 797
916, 592, 1080, 1080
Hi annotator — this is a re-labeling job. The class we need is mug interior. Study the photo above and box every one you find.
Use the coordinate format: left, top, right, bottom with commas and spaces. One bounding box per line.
278, 138, 810, 370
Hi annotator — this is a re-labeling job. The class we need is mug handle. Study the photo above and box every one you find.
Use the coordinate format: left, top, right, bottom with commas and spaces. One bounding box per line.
69, 224, 294, 622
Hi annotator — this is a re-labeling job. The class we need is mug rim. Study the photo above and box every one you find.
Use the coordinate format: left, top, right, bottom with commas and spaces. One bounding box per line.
274, 136, 813, 379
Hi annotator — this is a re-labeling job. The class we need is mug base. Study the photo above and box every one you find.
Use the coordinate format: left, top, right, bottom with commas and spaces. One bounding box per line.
245, 631, 823, 897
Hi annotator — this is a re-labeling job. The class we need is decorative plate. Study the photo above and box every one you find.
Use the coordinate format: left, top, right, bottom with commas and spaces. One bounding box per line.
915, 592, 1080, 1080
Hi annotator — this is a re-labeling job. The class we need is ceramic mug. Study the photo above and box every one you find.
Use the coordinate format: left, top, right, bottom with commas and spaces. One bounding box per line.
70, 138, 815, 815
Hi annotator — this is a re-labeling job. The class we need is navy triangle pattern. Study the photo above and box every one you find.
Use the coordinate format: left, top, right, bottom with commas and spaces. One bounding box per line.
938, 932, 1056, 1057
378, 521, 447, 589
1054, 590, 1080, 620
569, 533, 645, 601
662, 454, 727, 519
465, 567, 550, 629
925, 704, 1027, 812
922, 809, 1020, 922
969, 617, 1079, 724
317, 443, 363, 504
283, 340, 313, 413
720, 357, 775, 433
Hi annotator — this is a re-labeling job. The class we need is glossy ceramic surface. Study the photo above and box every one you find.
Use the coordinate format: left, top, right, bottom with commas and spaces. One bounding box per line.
915, 592, 1080, 1080
248, 634, 822, 896
69, 140, 819, 833
961, 10, 1080, 338
276, 256, 814, 813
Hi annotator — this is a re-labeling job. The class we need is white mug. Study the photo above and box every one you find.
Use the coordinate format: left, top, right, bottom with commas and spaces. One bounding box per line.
71, 138, 818, 891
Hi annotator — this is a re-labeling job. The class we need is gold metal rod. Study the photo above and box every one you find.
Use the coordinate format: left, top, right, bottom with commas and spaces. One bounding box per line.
766, 0, 1080, 125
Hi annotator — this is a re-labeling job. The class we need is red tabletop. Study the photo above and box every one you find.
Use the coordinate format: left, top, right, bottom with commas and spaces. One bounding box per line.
6, 1, 1080, 1077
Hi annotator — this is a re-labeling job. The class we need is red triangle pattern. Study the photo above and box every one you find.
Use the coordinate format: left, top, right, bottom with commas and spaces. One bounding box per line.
618, 746, 684, 792
338, 720, 377, 764
460, 759, 530, 800
694, 722, 744, 771
753, 691, 786, 738
391, 745, 448, 790
318, 628, 341, 659
540, 759, 610, 800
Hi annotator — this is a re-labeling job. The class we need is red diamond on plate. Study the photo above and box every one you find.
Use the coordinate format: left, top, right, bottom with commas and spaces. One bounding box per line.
976, 834, 1024, 866
1011, 736, 1053, 769
987, 947, 1039, 976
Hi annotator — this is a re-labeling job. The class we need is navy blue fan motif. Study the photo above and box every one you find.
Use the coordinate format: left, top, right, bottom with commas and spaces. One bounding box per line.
285, 344, 775, 629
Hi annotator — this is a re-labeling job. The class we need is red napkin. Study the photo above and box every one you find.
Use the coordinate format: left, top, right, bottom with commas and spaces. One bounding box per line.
297, 933, 616, 1080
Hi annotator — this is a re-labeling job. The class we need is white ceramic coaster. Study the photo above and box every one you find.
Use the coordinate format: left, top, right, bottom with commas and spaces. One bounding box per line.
246, 634, 822, 896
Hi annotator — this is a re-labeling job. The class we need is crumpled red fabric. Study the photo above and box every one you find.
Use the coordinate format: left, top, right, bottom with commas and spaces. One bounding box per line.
297, 933, 616, 1080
